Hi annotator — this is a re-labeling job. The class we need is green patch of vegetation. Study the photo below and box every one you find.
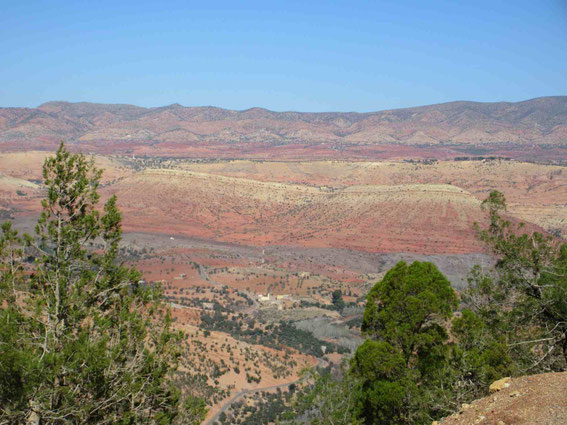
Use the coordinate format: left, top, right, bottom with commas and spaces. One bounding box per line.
200, 310, 348, 357
222, 388, 295, 425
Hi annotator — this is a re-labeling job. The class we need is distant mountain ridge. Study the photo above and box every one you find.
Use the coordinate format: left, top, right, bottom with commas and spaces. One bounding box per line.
1, 97, 566, 158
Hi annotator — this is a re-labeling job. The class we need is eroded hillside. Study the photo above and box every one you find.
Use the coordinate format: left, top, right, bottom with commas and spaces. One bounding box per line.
439, 372, 567, 425
179, 159, 567, 236
1, 154, 565, 254
105, 169, 483, 254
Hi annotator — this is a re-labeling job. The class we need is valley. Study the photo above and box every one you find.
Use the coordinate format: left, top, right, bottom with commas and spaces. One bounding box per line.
2, 0, 566, 420
1, 148, 565, 423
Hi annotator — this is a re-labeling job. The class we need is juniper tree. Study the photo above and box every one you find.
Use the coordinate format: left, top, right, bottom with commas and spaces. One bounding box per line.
465, 190, 567, 371
352, 261, 458, 424
0, 144, 206, 424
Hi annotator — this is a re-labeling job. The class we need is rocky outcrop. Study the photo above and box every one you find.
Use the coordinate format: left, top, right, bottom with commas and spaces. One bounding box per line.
439, 372, 567, 425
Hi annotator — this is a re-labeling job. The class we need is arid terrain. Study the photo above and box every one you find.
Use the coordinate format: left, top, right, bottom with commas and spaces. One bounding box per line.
0, 120, 565, 421
438, 372, 567, 425
3, 0, 566, 421
1, 97, 567, 161
2, 152, 565, 249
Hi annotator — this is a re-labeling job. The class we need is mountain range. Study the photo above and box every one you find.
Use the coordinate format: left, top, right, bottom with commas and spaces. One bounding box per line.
1, 96, 566, 159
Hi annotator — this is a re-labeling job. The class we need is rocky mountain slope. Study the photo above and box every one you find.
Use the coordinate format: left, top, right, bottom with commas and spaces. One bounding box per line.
1, 97, 566, 159
439, 372, 567, 425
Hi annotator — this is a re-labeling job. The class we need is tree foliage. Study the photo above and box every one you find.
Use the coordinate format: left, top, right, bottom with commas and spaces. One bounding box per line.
331, 289, 345, 311
466, 190, 567, 370
0, 144, 206, 424
283, 364, 362, 425
361, 261, 457, 362
352, 261, 459, 424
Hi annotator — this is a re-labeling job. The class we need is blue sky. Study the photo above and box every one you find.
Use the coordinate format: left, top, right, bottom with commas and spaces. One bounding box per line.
1, 0, 566, 111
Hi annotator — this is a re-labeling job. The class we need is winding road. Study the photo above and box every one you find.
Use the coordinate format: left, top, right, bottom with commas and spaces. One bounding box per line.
204, 357, 328, 425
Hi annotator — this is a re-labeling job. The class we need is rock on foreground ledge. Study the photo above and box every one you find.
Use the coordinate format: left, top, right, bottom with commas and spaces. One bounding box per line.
439, 372, 567, 425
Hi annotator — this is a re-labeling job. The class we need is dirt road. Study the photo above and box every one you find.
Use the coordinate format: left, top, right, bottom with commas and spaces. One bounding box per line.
204, 357, 328, 425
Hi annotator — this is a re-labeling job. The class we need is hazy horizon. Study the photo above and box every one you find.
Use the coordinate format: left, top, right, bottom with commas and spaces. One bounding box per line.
2, 94, 565, 114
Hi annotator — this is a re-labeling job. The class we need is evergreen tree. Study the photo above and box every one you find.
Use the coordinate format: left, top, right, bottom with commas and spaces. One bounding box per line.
0, 144, 206, 424
284, 259, 515, 424
352, 261, 458, 424
466, 190, 567, 370
331, 289, 345, 311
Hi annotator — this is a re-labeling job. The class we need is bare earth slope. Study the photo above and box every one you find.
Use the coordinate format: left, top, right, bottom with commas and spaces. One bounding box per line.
107, 169, 485, 254
440, 372, 567, 425
180, 160, 567, 235
1, 97, 566, 160
1, 154, 564, 255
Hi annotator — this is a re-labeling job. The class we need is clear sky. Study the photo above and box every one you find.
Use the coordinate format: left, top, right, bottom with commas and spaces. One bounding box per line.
1, 0, 566, 111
